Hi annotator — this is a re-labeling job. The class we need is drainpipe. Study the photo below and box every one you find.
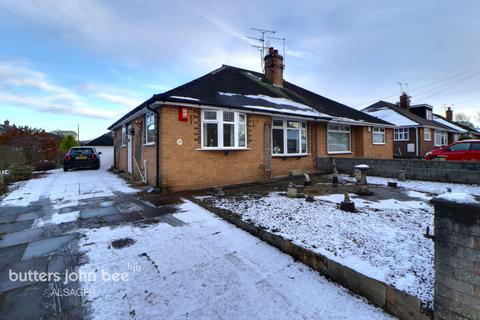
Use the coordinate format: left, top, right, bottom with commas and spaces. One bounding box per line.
415, 127, 419, 158
146, 104, 161, 191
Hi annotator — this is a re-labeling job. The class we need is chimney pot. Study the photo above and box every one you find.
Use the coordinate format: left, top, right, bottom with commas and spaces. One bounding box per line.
269, 47, 274, 54
4, 120, 9, 126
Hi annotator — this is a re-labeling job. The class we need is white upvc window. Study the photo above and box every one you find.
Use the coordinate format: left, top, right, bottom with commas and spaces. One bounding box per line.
201, 110, 246, 149
426, 109, 433, 120
434, 130, 448, 146
394, 128, 409, 141
424, 128, 432, 141
327, 125, 351, 153
145, 112, 155, 144
272, 119, 307, 156
121, 125, 127, 146
372, 127, 385, 144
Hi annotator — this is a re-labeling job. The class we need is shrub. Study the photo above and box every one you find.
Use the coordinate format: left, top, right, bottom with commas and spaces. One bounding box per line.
6, 164, 34, 183
34, 161, 57, 171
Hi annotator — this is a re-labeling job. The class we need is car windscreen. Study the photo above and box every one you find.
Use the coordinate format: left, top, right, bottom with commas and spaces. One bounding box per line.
70, 148, 95, 155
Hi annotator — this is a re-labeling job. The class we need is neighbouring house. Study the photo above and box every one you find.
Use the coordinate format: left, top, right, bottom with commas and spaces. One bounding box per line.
362, 93, 462, 158
433, 107, 480, 140
109, 48, 394, 192
85, 132, 114, 169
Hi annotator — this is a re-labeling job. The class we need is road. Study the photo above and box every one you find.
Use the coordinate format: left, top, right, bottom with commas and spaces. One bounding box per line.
0, 169, 394, 319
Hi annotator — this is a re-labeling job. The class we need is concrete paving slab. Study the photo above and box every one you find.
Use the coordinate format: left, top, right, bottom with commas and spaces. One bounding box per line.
0, 228, 44, 248
80, 206, 120, 219
0, 282, 53, 319
22, 234, 77, 260
0, 220, 33, 234
141, 206, 179, 218
0, 256, 49, 292
0, 213, 19, 224
16, 212, 40, 222
0, 205, 42, 215
0, 244, 26, 266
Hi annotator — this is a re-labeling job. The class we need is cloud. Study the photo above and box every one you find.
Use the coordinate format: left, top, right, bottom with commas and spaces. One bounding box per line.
0, 60, 133, 119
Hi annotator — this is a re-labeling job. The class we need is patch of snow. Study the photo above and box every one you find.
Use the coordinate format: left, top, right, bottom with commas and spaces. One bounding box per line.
407, 191, 432, 201
436, 192, 478, 204
340, 174, 480, 196
355, 164, 370, 169
34, 211, 80, 227
363, 108, 418, 126
170, 96, 200, 101
78, 200, 392, 319
433, 115, 468, 133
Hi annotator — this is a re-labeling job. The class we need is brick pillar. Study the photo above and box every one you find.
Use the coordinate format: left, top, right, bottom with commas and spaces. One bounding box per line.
432, 197, 480, 319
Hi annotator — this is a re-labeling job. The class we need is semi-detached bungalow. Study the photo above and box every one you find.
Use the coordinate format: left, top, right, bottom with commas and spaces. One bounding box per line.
362, 93, 463, 158
109, 48, 394, 192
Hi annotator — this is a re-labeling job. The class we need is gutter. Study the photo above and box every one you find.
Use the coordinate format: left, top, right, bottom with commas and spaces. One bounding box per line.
146, 103, 161, 191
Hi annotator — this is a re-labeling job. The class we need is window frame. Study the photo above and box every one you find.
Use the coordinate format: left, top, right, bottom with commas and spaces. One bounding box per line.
327, 125, 351, 154
372, 127, 386, 145
434, 130, 448, 147
394, 128, 409, 141
144, 112, 155, 145
424, 128, 432, 141
200, 109, 247, 149
271, 119, 308, 156
121, 125, 127, 146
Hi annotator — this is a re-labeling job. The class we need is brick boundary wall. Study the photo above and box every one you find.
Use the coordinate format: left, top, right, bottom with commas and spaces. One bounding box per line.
432, 198, 480, 319
194, 200, 432, 320
316, 157, 480, 184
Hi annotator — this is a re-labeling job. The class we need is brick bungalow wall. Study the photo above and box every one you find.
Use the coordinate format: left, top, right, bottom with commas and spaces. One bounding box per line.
114, 105, 393, 191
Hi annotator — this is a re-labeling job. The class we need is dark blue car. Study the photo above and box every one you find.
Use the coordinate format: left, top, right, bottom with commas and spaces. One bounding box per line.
63, 147, 101, 171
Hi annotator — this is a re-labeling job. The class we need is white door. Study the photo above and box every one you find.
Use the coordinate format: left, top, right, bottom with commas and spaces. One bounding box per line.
127, 124, 133, 173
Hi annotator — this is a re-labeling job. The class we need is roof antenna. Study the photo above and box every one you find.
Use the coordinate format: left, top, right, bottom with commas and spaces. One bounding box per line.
397, 82, 408, 94
247, 28, 275, 72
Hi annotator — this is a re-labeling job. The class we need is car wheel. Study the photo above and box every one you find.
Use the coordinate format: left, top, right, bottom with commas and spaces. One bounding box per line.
63, 167, 68, 172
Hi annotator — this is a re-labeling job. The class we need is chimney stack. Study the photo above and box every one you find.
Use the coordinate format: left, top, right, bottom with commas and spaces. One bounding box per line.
4, 120, 9, 126
446, 107, 453, 121
399, 92, 411, 110
264, 47, 284, 87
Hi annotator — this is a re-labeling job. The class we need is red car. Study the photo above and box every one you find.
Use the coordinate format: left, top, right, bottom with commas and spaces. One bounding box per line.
425, 140, 480, 161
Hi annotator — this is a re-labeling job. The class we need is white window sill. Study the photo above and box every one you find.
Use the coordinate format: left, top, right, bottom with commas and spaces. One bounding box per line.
143, 143, 155, 146
328, 151, 352, 154
272, 153, 310, 157
196, 147, 251, 151
120, 145, 127, 148
372, 143, 386, 145
394, 140, 409, 142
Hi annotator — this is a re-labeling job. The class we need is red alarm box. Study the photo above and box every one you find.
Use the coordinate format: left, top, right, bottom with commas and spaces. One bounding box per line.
178, 107, 188, 121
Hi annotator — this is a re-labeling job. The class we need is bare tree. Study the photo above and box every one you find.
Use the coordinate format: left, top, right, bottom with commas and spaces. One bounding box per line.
455, 112, 475, 130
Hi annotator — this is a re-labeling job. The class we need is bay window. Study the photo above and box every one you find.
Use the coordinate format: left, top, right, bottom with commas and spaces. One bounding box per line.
327, 125, 351, 153
394, 128, 409, 141
434, 130, 448, 146
272, 119, 307, 155
201, 110, 247, 148
372, 127, 385, 144
145, 112, 155, 144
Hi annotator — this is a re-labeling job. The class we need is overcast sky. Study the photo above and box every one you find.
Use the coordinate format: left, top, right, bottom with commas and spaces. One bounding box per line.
1, 0, 479, 139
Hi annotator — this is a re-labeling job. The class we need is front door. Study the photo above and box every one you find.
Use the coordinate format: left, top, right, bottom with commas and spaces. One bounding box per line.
127, 124, 133, 173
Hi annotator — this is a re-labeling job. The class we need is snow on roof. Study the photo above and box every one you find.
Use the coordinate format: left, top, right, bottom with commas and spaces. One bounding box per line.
363, 107, 418, 126
433, 115, 468, 133
436, 192, 478, 204
170, 96, 200, 101
219, 92, 330, 118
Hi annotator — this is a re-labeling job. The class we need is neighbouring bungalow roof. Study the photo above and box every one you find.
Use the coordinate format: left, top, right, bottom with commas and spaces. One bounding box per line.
433, 114, 480, 135
108, 65, 392, 130
362, 101, 457, 131
85, 132, 114, 146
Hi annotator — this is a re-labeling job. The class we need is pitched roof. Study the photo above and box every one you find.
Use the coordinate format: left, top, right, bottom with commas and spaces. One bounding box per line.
85, 132, 114, 146
433, 114, 480, 134
109, 65, 391, 129
362, 101, 455, 130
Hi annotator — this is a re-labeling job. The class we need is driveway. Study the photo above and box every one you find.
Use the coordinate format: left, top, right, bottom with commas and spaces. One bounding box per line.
0, 169, 393, 319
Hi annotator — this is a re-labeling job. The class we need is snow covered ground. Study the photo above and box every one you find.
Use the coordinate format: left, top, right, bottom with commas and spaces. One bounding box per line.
78, 200, 393, 320
201, 179, 456, 307
0, 168, 138, 207
340, 174, 480, 196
